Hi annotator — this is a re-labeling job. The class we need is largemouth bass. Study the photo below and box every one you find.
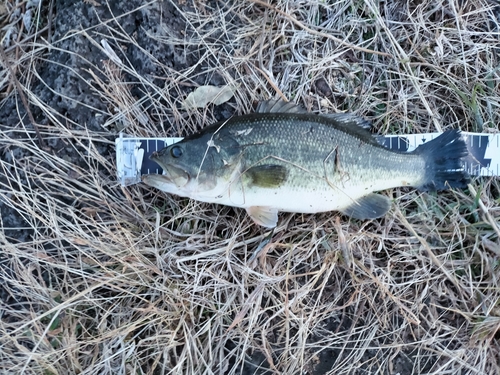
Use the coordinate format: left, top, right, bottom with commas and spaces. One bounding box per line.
143, 100, 469, 228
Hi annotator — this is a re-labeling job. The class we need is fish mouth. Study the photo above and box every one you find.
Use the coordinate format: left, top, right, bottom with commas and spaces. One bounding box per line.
142, 164, 190, 190
162, 164, 190, 188
148, 152, 191, 188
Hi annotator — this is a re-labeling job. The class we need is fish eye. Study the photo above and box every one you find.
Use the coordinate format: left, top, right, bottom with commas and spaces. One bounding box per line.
170, 146, 183, 158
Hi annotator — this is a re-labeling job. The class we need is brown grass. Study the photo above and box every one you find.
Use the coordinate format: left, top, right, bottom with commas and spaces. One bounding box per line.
0, 0, 499, 374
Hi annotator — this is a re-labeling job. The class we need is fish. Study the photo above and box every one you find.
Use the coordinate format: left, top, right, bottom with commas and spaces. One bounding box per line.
142, 99, 470, 228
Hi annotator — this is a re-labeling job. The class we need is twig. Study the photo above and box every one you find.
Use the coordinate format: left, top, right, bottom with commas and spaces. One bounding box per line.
0, 44, 45, 148
47, 0, 55, 47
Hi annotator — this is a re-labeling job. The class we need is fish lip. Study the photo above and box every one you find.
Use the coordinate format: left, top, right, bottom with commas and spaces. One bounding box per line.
163, 164, 191, 187
142, 164, 190, 190
149, 153, 191, 188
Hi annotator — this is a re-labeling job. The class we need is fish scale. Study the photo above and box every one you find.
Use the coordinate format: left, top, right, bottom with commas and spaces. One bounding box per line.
142, 100, 469, 228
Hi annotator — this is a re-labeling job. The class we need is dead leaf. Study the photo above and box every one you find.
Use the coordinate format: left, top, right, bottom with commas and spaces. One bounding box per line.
182, 85, 236, 109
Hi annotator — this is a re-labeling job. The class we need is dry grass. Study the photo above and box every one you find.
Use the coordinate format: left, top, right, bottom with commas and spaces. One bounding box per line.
1, 0, 499, 374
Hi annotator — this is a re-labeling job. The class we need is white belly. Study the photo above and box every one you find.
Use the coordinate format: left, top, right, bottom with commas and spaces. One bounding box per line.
191, 172, 420, 214
196, 182, 370, 214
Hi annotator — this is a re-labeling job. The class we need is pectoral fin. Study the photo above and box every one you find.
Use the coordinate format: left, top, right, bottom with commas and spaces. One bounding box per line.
339, 193, 391, 220
246, 206, 279, 228
246, 165, 288, 188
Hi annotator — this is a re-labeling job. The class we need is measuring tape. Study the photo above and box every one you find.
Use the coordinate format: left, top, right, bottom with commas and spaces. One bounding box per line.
115, 132, 499, 186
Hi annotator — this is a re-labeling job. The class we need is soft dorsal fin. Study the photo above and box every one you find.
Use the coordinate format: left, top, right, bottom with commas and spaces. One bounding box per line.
257, 100, 372, 129
320, 113, 380, 146
256, 99, 308, 114
319, 113, 372, 130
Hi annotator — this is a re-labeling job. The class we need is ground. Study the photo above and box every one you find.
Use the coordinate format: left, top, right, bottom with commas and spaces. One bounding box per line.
0, 0, 499, 374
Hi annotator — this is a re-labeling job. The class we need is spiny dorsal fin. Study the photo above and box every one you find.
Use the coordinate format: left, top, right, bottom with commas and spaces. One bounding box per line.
256, 99, 308, 114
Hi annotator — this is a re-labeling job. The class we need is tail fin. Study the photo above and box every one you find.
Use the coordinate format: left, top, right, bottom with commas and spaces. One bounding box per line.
413, 129, 470, 191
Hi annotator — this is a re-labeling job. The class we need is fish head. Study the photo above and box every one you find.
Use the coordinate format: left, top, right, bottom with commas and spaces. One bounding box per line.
143, 132, 242, 198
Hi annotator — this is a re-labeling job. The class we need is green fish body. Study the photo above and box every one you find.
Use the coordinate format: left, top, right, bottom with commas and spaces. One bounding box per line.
143, 100, 469, 227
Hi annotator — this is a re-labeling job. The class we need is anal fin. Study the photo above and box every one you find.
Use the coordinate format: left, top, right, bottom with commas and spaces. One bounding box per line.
339, 193, 391, 220
246, 206, 279, 228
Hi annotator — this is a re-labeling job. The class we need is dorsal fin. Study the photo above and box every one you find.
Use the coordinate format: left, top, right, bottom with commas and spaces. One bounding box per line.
319, 113, 372, 130
318, 113, 380, 146
256, 99, 308, 114
257, 100, 372, 129
255, 99, 381, 145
